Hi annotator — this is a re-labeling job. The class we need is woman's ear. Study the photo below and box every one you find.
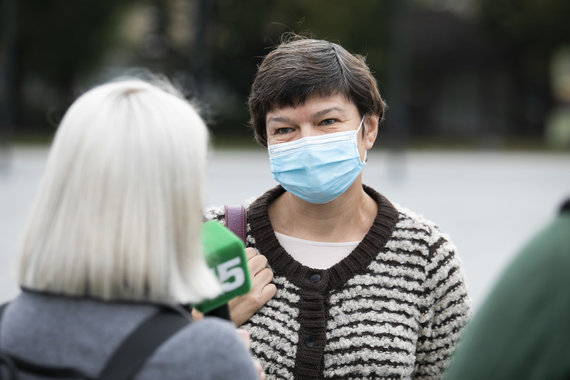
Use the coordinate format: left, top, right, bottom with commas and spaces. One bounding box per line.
363, 114, 379, 150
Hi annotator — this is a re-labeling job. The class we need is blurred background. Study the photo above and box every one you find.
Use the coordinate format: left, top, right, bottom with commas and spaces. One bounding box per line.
3, 0, 570, 148
1, 0, 570, 307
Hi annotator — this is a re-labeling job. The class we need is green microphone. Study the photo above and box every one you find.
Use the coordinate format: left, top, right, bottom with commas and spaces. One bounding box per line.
194, 220, 252, 314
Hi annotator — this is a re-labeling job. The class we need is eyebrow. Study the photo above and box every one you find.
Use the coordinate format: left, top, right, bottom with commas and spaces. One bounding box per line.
266, 115, 293, 125
267, 107, 346, 125
311, 107, 346, 119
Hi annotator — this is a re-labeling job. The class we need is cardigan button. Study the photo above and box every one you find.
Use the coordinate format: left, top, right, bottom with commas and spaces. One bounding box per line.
308, 273, 321, 283
305, 335, 316, 347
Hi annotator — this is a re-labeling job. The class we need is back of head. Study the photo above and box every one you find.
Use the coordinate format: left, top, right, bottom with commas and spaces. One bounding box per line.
248, 35, 386, 146
18, 79, 221, 304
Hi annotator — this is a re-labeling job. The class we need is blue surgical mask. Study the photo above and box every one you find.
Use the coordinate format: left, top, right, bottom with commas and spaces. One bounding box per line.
268, 117, 366, 204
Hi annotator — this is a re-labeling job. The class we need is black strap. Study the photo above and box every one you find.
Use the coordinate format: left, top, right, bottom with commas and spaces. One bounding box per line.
97, 308, 189, 380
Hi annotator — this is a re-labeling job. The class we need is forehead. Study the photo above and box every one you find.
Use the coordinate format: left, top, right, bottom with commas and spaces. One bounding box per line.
266, 94, 358, 121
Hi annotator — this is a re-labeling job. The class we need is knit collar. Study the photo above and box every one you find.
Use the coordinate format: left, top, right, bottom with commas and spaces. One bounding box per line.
248, 185, 399, 291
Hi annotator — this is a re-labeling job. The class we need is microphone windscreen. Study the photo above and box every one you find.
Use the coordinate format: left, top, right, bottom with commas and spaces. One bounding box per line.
194, 221, 252, 314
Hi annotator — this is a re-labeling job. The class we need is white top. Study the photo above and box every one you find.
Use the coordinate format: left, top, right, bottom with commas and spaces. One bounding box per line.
274, 231, 360, 269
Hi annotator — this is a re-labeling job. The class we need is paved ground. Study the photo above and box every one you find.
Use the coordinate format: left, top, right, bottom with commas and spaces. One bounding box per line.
1, 146, 569, 311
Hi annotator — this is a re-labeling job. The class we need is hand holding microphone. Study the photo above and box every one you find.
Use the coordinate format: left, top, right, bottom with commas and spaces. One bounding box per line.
194, 221, 276, 325
229, 248, 276, 326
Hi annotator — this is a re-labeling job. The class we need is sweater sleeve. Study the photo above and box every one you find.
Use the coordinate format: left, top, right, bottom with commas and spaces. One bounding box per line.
413, 232, 471, 379
137, 317, 259, 380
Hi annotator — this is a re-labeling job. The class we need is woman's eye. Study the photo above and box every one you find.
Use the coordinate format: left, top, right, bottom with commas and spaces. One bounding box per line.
320, 118, 337, 126
275, 127, 293, 135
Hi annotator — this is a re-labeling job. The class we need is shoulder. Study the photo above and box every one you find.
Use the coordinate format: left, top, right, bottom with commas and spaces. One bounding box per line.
364, 184, 447, 247
443, 207, 570, 379
505, 208, 570, 279
391, 203, 453, 250
531, 204, 570, 252
140, 317, 257, 380
559, 198, 570, 213
389, 203, 469, 304
181, 317, 242, 348
204, 205, 226, 222
393, 203, 439, 233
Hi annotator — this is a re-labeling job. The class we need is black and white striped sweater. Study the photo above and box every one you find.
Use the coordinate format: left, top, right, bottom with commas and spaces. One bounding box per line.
207, 185, 470, 379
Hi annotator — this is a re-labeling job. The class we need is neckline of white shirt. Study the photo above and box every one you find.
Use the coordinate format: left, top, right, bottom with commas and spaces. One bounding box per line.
274, 231, 360, 270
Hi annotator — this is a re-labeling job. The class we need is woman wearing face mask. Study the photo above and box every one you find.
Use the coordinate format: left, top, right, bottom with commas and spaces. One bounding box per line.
206, 36, 471, 379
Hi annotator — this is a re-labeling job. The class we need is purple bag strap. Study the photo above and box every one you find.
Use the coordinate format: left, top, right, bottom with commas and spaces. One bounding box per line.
224, 205, 247, 245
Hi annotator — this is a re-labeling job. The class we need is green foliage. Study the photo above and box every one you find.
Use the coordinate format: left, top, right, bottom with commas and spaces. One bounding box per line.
10, 0, 570, 142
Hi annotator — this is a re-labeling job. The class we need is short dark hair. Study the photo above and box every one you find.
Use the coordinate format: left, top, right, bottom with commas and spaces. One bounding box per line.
248, 35, 386, 146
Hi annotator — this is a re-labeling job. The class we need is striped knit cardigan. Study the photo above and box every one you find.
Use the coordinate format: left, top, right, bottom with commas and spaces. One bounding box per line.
206, 185, 470, 379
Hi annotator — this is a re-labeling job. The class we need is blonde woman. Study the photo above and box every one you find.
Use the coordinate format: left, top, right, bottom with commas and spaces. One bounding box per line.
0, 79, 261, 379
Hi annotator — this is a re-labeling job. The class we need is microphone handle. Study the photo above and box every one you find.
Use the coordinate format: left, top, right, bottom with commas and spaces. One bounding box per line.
203, 303, 231, 321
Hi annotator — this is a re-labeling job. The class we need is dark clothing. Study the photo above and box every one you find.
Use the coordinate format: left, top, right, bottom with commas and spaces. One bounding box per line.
444, 201, 570, 380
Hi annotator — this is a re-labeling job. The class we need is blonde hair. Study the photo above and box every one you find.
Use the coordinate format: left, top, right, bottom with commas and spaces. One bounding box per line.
18, 79, 221, 304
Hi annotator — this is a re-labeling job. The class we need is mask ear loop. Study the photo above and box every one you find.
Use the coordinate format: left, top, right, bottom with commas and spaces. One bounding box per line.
356, 116, 365, 134
356, 115, 368, 164
356, 116, 367, 165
